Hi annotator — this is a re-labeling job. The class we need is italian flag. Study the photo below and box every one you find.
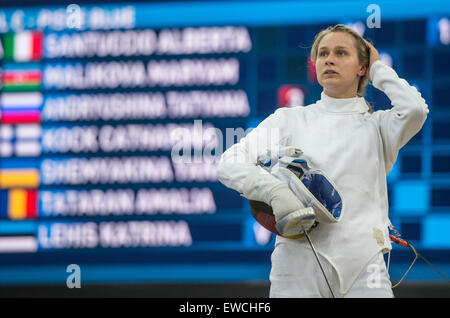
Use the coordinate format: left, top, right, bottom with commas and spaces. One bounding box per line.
3, 31, 43, 62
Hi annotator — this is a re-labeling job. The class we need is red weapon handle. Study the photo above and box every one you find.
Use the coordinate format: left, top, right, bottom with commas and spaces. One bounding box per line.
389, 234, 409, 247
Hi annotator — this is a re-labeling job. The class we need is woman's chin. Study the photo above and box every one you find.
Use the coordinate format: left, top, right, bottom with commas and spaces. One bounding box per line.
322, 77, 340, 83
321, 82, 343, 92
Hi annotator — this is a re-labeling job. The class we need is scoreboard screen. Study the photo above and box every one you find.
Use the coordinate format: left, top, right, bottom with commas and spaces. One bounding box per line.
0, 0, 450, 286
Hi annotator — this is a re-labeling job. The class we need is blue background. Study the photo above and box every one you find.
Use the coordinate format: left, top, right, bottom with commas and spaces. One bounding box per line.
0, 0, 450, 288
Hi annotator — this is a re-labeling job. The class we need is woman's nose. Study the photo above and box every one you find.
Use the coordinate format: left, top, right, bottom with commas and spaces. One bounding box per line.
325, 53, 334, 65
325, 54, 335, 65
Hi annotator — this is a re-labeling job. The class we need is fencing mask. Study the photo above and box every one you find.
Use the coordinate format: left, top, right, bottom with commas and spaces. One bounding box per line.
249, 148, 345, 239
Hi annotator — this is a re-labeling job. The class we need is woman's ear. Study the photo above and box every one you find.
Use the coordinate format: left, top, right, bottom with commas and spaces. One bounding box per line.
358, 64, 368, 77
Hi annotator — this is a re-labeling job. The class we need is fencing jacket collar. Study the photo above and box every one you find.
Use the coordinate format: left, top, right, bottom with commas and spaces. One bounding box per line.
319, 91, 369, 114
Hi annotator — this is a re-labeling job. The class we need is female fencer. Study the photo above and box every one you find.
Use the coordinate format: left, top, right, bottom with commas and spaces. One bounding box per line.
216, 24, 429, 298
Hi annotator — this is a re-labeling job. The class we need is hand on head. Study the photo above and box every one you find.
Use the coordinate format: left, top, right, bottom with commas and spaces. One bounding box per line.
363, 39, 380, 80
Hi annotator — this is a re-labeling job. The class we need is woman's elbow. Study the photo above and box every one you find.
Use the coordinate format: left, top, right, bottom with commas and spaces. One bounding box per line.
401, 94, 429, 125
412, 88, 429, 121
415, 98, 429, 126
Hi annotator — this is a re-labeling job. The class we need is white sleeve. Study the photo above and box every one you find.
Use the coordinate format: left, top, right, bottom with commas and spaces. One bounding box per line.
370, 60, 429, 174
216, 108, 291, 193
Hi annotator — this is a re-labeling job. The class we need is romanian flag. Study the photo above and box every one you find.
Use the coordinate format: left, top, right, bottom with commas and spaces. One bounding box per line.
2, 63, 42, 91
2, 31, 43, 62
0, 92, 42, 124
0, 159, 40, 189
0, 189, 38, 220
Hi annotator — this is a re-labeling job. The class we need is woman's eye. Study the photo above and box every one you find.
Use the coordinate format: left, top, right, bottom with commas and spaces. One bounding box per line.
319, 51, 345, 57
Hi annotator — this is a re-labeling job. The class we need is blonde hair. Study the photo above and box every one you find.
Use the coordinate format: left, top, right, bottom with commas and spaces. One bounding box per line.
310, 24, 374, 113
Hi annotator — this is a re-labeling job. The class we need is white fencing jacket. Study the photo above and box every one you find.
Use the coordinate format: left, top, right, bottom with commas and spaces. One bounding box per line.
216, 60, 429, 294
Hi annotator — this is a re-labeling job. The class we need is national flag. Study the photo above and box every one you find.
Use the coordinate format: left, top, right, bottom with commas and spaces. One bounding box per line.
0, 210, 38, 254
0, 124, 42, 157
0, 236, 38, 253
0, 159, 40, 188
2, 63, 42, 91
0, 170, 40, 188
2, 31, 43, 62
0, 92, 42, 124
0, 189, 38, 220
